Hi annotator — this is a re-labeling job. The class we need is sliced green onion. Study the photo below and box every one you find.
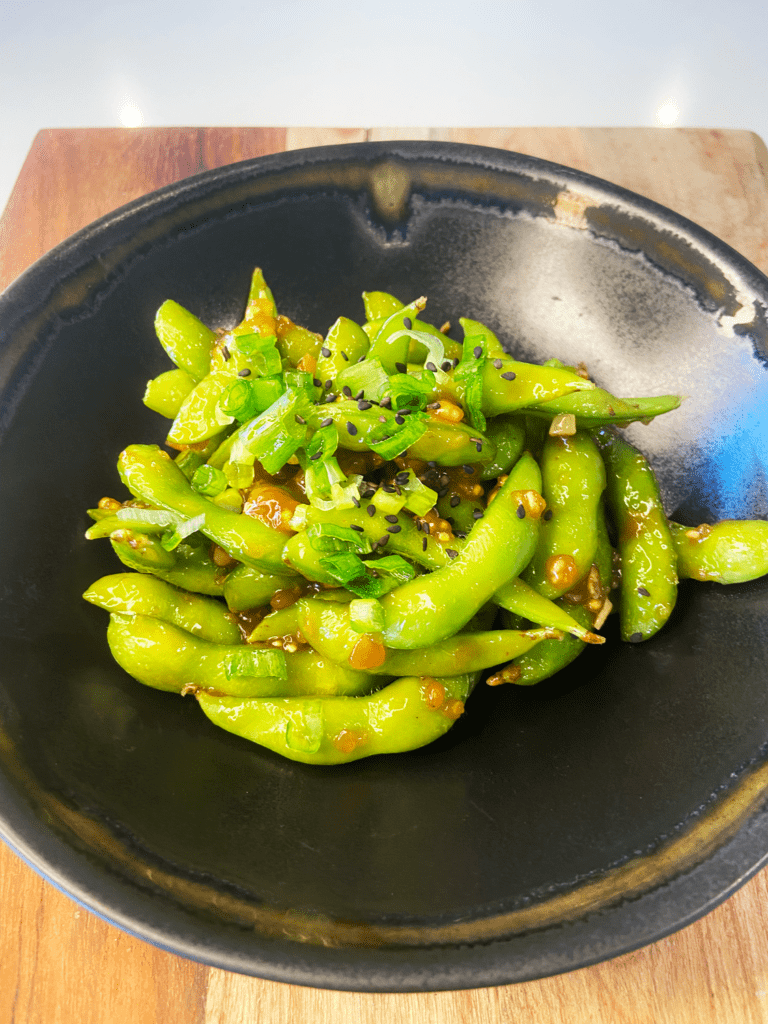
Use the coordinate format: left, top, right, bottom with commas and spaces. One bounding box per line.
454, 333, 487, 432
386, 328, 445, 373
235, 333, 282, 376
400, 471, 438, 516
318, 551, 368, 586
211, 488, 243, 512
115, 508, 182, 527
333, 356, 390, 403
371, 487, 406, 516
384, 371, 433, 411
250, 375, 285, 412
369, 411, 427, 460
372, 554, 416, 585
224, 646, 287, 681
306, 523, 372, 554
349, 598, 386, 633
191, 464, 228, 496
160, 512, 206, 551
305, 423, 338, 464
230, 387, 313, 475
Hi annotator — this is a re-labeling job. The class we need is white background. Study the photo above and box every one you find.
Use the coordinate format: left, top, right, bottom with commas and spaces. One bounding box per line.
1, 0, 766, 216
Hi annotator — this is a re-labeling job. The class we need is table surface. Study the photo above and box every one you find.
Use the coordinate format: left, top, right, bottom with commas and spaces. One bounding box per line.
2, 126, 768, 1024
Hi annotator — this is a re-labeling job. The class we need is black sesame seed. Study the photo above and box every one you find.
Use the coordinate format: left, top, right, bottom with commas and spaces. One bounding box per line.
381, 396, 392, 409
475, 442, 483, 452
309, 451, 322, 461
395, 472, 409, 485
403, 317, 412, 330
427, 461, 437, 468
384, 514, 399, 523
320, 417, 333, 428
350, 524, 364, 532
629, 632, 643, 643
446, 549, 458, 559
395, 362, 407, 374
358, 400, 372, 410
387, 525, 402, 534
340, 386, 351, 397
313, 378, 322, 388
395, 414, 405, 425
221, 345, 230, 361
462, 464, 474, 475
321, 346, 331, 358
358, 355, 366, 362
425, 361, 438, 372
516, 504, 526, 519
638, 586, 650, 597
351, 496, 360, 507
295, 414, 306, 425
450, 494, 460, 507
355, 389, 365, 400
382, 483, 396, 493
379, 535, 390, 545
422, 537, 428, 551
367, 505, 376, 517
324, 380, 333, 390
473, 345, 482, 359
542, 508, 553, 521
441, 360, 452, 372
399, 408, 412, 416
346, 421, 358, 435
493, 358, 503, 369
472, 509, 484, 519
500, 371, 516, 381
238, 368, 251, 377
325, 393, 336, 403
341, 350, 349, 361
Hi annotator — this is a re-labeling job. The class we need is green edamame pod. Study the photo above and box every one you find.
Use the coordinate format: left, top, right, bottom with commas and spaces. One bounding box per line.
275, 317, 323, 366
525, 388, 681, 427
106, 613, 286, 695
118, 445, 292, 575
248, 604, 302, 642
297, 598, 556, 674
522, 431, 606, 599
670, 519, 768, 584
84, 573, 239, 643
195, 672, 479, 764
493, 577, 604, 644
593, 426, 677, 642
109, 530, 224, 596
154, 300, 216, 381
166, 372, 235, 447
362, 291, 403, 322
223, 564, 298, 611
380, 452, 544, 649
479, 414, 526, 481
143, 368, 197, 419
315, 317, 370, 389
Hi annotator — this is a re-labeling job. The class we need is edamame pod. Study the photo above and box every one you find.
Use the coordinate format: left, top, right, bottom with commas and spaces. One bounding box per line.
118, 445, 293, 574
522, 430, 606, 599
593, 426, 677, 642
380, 452, 545, 649
107, 613, 286, 695
84, 573, 239, 643
196, 672, 479, 764
670, 519, 768, 584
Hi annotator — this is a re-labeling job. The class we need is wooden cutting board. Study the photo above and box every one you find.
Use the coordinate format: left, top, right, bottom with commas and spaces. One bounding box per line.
2, 126, 768, 1024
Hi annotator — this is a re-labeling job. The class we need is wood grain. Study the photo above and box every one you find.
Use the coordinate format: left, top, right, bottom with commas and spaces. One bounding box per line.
2, 126, 768, 1024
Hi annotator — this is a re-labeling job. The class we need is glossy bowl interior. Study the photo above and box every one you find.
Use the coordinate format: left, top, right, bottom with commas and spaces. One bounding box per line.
1, 141, 768, 991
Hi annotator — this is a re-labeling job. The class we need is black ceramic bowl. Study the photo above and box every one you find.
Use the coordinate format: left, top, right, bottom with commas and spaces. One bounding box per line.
2, 142, 768, 992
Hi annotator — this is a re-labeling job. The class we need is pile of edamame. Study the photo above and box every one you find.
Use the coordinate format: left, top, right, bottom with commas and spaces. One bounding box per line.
83, 269, 768, 764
